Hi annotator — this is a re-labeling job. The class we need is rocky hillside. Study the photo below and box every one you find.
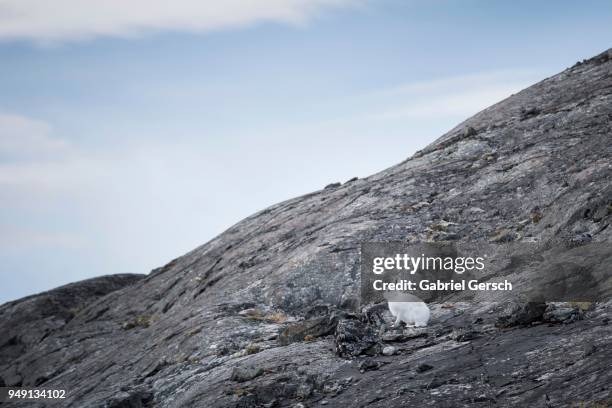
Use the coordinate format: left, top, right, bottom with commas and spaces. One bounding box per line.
1, 49, 611, 408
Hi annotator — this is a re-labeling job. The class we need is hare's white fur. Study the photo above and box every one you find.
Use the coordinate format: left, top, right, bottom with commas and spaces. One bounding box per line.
388, 301, 430, 327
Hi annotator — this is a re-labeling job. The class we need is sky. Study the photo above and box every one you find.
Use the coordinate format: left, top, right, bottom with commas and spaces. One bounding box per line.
1, 0, 611, 303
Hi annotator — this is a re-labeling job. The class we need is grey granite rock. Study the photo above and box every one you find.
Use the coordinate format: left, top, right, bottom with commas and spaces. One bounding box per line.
0, 274, 144, 372
230, 365, 264, 382
1, 49, 612, 407
335, 319, 379, 357
381, 345, 397, 356
496, 301, 548, 328
278, 316, 337, 345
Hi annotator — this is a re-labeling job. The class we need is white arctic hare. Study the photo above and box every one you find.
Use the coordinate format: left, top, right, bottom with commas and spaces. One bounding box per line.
383, 291, 430, 328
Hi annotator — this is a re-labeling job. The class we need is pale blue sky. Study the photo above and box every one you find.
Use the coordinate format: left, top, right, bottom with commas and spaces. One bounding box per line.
1, 0, 611, 303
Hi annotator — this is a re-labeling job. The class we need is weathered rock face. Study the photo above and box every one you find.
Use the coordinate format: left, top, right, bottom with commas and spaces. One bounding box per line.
1, 49, 612, 407
0, 274, 144, 386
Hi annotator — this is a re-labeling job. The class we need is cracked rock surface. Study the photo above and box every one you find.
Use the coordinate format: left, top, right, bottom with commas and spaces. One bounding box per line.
1, 49, 612, 407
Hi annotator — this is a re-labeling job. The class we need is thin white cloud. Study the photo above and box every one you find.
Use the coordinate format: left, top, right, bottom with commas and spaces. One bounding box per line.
0, 115, 88, 254
0, 0, 360, 43
366, 69, 543, 121
373, 69, 540, 97
0, 227, 84, 252
0, 113, 71, 160
370, 85, 522, 120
